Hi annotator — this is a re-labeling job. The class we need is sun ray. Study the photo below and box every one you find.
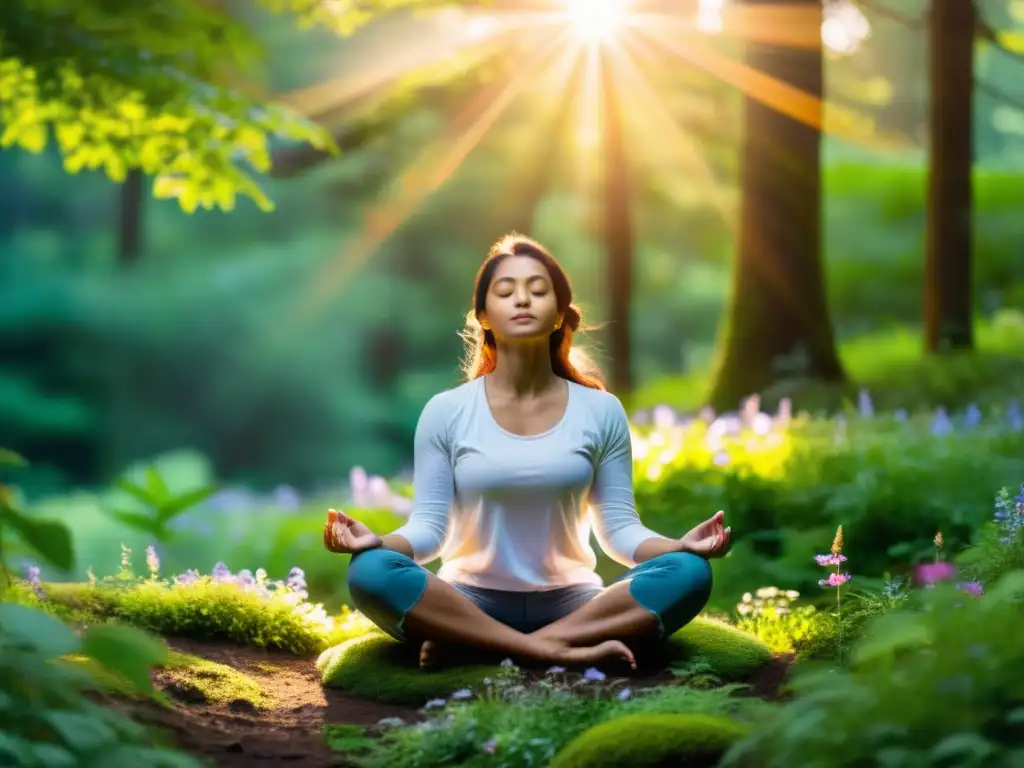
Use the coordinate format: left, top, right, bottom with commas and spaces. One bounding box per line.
634, 25, 914, 152
608, 36, 735, 223
291, 29, 576, 328
278, 11, 527, 120
631, 5, 824, 50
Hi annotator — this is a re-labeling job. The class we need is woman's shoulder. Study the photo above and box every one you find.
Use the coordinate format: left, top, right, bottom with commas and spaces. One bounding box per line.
421, 379, 479, 419
568, 382, 628, 424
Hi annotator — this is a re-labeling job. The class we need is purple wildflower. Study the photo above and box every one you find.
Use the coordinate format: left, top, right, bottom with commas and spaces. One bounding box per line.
286, 567, 308, 599
176, 569, 201, 585
212, 562, 232, 582
26, 564, 46, 600
819, 572, 851, 588
483, 739, 498, 754
815, 553, 848, 567
145, 545, 160, 578
617, 687, 632, 701
236, 569, 255, 588
931, 408, 953, 437
582, 667, 606, 682
957, 581, 984, 598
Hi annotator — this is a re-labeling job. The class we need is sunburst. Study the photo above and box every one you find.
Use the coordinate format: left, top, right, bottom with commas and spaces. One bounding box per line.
279, 0, 901, 324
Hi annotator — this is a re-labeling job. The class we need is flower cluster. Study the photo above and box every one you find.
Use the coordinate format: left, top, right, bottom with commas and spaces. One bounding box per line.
993, 484, 1023, 544
816, 525, 851, 589
915, 560, 983, 597
736, 586, 801, 617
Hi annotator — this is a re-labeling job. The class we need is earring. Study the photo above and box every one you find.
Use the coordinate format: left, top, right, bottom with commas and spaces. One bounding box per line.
554, 318, 563, 331
480, 321, 490, 331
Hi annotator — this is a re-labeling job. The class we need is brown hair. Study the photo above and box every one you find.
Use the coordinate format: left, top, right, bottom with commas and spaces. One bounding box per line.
460, 234, 606, 390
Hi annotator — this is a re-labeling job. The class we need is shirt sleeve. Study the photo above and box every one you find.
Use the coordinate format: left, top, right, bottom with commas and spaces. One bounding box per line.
588, 394, 663, 567
389, 392, 455, 563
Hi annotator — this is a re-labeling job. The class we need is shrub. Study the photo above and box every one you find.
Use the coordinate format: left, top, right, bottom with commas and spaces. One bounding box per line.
0, 602, 200, 768
15, 551, 377, 655
721, 571, 1024, 767
623, 401, 1024, 609
550, 713, 747, 768
958, 484, 1024, 587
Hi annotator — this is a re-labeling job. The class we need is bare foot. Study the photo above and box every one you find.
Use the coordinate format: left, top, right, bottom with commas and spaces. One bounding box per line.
419, 640, 441, 669
542, 639, 636, 670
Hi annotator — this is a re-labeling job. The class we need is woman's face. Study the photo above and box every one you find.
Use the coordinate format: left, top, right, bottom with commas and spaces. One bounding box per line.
482, 256, 560, 342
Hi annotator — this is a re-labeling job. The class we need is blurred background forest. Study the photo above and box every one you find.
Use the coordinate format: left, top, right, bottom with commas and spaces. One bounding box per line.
3, 0, 1023, 499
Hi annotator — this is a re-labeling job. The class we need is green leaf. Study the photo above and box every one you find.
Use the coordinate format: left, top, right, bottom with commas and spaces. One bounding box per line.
80, 624, 168, 696
850, 611, 932, 666
0, 603, 79, 658
114, 477, 157, 506
28, 743, 77, 768
43, 710, 118, 752
0, 448, 27, 467
105, 508, 161, 536
930, 732, 995, 762
144, 466, 170, 501
0, 506, 74, 572
980, 570, 1024, 605
158, 485, 218, 521
0, 733, 30, 762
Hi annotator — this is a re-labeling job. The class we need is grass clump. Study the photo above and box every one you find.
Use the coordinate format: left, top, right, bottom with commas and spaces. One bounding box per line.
161, 651, 270, 709
13, 547, 378, 656
550, 713, 747, 768
344, 662, 765, 768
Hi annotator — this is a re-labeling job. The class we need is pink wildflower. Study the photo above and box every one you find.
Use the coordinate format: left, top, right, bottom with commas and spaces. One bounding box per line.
818, 572, 851, 588
916, 562, 956, 586
957, 581, 984, 598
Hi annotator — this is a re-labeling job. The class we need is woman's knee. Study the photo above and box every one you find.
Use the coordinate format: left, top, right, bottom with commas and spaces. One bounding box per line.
346, 548, 428, 625
659, 551, 714, 601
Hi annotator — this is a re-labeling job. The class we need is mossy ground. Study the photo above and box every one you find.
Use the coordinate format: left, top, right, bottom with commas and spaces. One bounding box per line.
318, 616, 772, 706
549, 713, 748, 768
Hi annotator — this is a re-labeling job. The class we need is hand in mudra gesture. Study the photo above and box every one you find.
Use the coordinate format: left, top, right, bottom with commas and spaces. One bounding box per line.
679, 510, 732, 559
323, 509, 383, 555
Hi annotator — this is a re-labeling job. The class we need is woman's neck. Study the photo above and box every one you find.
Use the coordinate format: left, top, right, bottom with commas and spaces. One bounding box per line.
489, 342, 559, 397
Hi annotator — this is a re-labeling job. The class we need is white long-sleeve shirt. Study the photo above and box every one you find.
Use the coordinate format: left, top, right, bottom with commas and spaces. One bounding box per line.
390, 376, 662, 591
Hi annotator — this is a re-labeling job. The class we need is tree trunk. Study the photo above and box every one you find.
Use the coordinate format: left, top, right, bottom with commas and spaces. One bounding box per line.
600, 52, 634, 395
118, 169, 144, 265
708, 0, 844, 411
923, 0, 975, 353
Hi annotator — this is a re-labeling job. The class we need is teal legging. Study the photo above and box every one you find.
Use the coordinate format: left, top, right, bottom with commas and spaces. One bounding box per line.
347, 549, 713, 642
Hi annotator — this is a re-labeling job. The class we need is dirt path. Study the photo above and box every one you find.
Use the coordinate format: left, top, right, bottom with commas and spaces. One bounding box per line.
111, 638, 794, 767
123, 638, 423, 768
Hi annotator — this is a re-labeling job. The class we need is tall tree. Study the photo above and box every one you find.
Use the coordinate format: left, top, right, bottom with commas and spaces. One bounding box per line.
923, 0, 977, 353
708, 0, 845, 410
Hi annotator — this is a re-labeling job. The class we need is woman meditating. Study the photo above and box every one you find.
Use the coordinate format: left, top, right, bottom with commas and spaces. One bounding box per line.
324, 234, 731, 670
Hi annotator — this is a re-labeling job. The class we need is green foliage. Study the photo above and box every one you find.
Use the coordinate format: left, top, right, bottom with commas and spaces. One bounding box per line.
104, 462, 217, 542
957, 486, 1024, 587
550, 713, 748, 768
0, 449, 74, 576
626, 412, 1024, 609
0, 601, 198, 767
722, 572, 1024, 768
349, 665, 763, 768
0, 0, 350, 211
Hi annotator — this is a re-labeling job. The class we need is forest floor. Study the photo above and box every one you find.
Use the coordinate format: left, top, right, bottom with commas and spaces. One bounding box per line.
102, 638, 795, 767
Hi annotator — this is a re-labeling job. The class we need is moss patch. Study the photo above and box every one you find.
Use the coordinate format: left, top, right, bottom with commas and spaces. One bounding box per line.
550, 713, 747, 768
161, 651, 271, 709
664, 616, 772, 680
317, 632, 503, 707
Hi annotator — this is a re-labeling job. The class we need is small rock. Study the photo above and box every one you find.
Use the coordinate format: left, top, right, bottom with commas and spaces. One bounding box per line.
165, 683, 208, 704
228, 699, 258, 714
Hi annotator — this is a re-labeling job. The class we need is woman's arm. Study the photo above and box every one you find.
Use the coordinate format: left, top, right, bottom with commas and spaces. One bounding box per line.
589, 395, 682, 566
383, 392, 456, 563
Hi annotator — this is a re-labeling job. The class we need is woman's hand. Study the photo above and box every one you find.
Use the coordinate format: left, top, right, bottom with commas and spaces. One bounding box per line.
679, 511, 731, 559
323, 509, 383, 555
